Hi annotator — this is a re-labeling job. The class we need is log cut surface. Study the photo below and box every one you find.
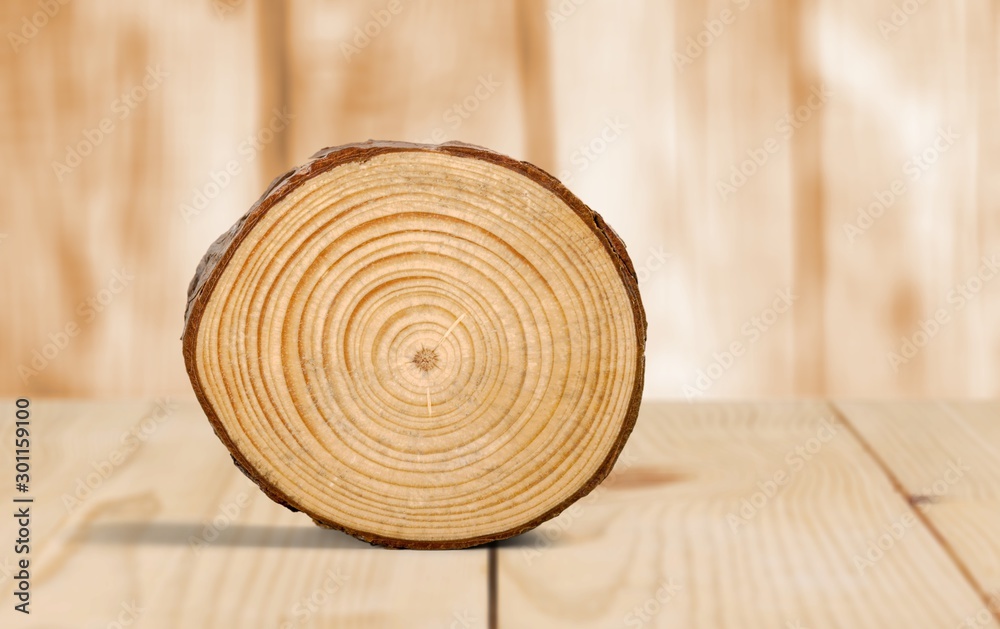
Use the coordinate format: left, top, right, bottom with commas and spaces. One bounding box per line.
182, 141, 646, 549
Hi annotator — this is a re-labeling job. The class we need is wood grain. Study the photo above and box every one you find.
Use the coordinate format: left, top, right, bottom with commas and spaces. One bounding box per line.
182, 141, 645, 549
1, 0, 999, 399
0, 0, 268, 397
0, 399, 488, 628
497, 401, 998, 628
285, 0, 530, 163
2, 399, 998, 626
837, 400, 1000, 615
541, 0, 802, 398
818, 0, 1000, 396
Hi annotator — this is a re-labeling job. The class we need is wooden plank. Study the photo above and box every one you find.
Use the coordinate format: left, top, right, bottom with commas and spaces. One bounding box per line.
0, 400, 488, 627
285, 0, 529, 164
0, 0, 272, 397
819, 0, 1000, 396
541, 0, 801, 398
837, 400, 1000, 616
2, 1, 998, 400
497, 401, 997, 628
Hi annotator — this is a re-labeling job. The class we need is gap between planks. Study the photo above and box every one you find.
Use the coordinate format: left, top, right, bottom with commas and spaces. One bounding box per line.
488, 544, 498, 629
831, 401, 1000, 625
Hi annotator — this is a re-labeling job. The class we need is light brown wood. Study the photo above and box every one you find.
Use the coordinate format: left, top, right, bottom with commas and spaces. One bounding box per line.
3, 1, 999, 399
497, 401, 998, 628
0, 399, 488, 628
182, 141, 645, 549
836, 400, 1000, 615
542, 0, 803, 399
0, 0, 269, 397
285, 0, 531, 162
819, 0, 1000, 397
2, 399, 998, 627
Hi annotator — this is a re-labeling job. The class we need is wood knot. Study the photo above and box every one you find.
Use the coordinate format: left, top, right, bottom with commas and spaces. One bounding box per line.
907, 494, 936, 507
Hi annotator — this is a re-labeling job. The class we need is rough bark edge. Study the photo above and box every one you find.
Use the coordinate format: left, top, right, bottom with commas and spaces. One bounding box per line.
181, 139, 647, 550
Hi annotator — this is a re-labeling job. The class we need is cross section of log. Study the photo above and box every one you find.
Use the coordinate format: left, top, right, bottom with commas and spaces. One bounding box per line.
182, 141, 646, 549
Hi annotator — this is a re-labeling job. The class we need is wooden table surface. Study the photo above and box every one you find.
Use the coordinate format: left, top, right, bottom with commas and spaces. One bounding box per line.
1, 399, 998, 628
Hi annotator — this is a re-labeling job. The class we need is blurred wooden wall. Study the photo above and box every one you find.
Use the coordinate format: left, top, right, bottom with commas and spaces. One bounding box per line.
1, 0, 998, 399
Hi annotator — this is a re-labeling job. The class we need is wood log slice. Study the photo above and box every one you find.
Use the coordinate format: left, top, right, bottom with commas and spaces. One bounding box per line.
182, 141, 646, 549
